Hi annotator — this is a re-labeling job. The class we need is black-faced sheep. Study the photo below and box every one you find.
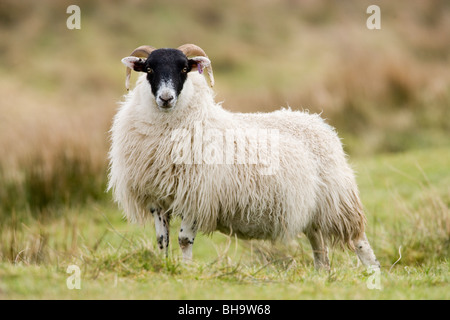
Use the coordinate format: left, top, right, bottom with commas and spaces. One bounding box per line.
108, 44, 380, 270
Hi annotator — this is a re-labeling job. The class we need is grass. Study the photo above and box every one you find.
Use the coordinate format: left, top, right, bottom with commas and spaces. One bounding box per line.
0, 148, 448, 299
1, 260, 447, 300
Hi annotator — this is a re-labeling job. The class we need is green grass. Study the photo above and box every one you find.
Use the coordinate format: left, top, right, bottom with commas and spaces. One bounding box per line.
1, 262, 447, 299
0, 148, 448, 299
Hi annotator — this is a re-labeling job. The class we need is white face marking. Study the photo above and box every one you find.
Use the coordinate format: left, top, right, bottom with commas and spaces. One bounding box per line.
156, 79, 177, 110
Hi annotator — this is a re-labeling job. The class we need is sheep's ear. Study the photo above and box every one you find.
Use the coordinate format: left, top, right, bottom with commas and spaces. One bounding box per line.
188, 56, 211, 74
121, 56, 147, 72
188, 56, 214, 87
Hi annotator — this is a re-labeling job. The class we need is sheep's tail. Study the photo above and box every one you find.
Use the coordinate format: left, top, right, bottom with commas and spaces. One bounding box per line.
315, 187, 366, 250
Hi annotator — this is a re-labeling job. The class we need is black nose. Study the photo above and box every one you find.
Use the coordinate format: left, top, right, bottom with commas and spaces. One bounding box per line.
159, 95, 174, 104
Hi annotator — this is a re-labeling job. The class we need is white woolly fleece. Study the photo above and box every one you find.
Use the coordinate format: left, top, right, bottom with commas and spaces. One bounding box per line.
108, 72, 365, 247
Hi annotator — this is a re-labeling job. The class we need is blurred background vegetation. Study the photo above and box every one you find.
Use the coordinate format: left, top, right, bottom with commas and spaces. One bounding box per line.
0, 0, 448, 239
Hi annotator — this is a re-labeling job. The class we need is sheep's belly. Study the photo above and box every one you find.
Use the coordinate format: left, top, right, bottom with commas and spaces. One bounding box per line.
215, 220, 278, 241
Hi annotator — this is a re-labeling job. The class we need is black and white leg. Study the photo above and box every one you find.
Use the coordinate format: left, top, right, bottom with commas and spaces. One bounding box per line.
152, 208, 170, 256
178, 217, 197, 261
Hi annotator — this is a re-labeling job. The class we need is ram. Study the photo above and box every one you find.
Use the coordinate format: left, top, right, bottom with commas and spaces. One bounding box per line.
108, 44, 380, 270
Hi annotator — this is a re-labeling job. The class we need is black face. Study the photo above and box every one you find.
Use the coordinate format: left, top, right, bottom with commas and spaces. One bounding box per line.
131, 49, 197, 109
146, 49, 191, 98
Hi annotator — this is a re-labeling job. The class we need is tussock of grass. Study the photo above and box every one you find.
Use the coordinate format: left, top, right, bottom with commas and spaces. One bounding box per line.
0, 149, 108, 215
88, 246, 182, 278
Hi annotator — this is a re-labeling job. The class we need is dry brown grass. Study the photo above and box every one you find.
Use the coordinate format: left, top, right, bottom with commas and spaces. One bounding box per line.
0, 76, 113, 214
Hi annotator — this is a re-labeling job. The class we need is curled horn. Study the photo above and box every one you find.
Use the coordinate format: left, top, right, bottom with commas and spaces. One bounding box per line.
177, 44, 214, 87
125, 45, 156, 90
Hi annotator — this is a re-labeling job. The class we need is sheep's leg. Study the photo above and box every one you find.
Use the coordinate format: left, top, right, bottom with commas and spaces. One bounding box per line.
178, 217, 197, 261
306, 228, 330, 270
353, 233, 380, 268
152, 208, 170, 256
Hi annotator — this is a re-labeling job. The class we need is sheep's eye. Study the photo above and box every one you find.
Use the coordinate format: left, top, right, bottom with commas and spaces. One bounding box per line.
147, 68, 153, 74
181, 67, 188, 74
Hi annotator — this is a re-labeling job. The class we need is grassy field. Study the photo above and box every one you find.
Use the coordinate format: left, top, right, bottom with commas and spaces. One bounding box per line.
0, 0, 449, 300
0, 148, 448, 299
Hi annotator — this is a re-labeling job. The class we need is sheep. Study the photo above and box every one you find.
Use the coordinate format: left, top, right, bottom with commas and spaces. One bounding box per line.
108, 43, 380, 270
